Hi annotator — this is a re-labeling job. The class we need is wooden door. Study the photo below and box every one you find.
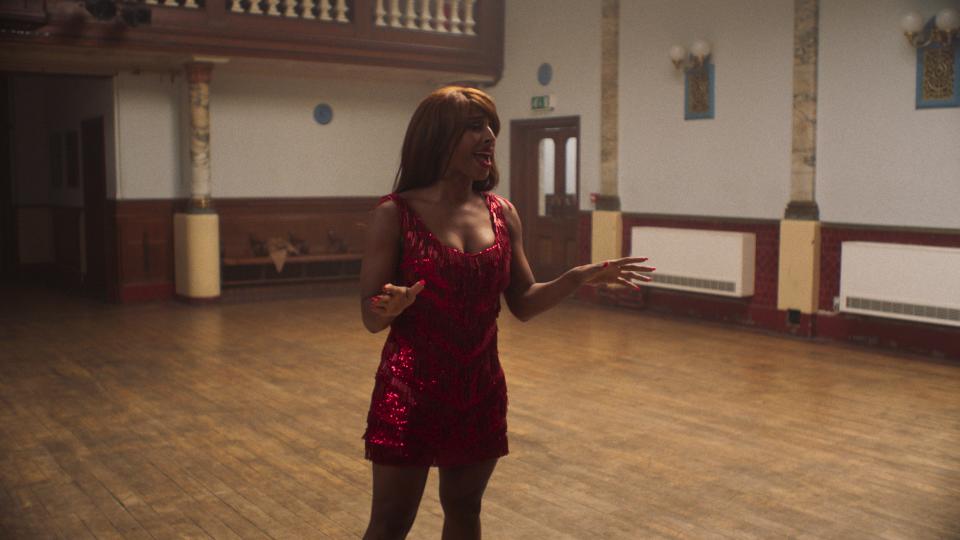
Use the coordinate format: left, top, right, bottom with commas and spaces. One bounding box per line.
82, 116, 108, 297
510, 117, 580, 282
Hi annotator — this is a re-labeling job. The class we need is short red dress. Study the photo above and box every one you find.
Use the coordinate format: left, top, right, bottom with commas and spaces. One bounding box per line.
363, 192, 512, 467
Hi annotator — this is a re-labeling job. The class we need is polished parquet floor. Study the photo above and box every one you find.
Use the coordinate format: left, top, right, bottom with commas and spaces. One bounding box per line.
1, 286, 959, 539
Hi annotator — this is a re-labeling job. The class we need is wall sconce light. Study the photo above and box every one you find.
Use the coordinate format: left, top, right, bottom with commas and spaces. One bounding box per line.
900, 8, 959, 47
899, 8, 960, 109
669, 39, 715, 120
669, 39, 712, 70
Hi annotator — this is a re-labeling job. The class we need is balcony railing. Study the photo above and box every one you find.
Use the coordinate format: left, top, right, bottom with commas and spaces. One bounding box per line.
0, 0, 503, 80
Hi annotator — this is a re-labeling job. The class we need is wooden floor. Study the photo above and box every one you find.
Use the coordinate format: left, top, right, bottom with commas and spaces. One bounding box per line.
1, 287, 959, 539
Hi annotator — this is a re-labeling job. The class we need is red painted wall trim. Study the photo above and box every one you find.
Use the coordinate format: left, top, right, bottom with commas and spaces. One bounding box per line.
119, 282, 175, 303
577, 214, 960, 361
817, 312, 960, 360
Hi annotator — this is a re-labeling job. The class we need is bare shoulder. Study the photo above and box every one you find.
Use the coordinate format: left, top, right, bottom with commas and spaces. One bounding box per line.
369, 197, 401, 235
493, 194, 522, 232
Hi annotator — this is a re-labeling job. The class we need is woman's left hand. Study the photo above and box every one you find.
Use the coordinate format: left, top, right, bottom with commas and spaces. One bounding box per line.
581, 257, 656, 290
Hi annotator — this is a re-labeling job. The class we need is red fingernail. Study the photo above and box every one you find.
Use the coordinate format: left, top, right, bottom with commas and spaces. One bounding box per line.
418, 279, 426, 286
371, 297, 380, 304
602, 262, 609, 268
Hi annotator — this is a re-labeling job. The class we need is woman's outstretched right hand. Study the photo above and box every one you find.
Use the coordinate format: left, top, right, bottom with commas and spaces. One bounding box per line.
369, 280, 426, 317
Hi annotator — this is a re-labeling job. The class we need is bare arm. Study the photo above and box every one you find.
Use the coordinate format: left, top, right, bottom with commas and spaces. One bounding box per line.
501, 199, 654, 322
358, 200, 425, 333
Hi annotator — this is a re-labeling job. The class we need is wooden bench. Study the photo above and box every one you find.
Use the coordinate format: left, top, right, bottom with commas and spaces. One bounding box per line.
221, 252, 362, 286
216, 197, 375, 287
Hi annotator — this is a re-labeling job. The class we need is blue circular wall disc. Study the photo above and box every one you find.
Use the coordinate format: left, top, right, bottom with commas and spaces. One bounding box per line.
537, 63, 553, 86
313, 104, 333, 125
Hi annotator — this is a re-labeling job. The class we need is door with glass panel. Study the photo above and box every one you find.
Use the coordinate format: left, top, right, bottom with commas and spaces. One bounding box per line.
509, 117, 580, 282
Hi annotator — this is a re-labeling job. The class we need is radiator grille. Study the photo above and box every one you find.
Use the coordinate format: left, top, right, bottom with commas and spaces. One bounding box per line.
846, 297, 960, 323
652, 273, 736, 293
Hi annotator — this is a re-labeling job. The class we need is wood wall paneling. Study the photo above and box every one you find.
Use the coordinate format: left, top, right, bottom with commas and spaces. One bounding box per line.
108, 197, 378, 301
113, 199, 175, 302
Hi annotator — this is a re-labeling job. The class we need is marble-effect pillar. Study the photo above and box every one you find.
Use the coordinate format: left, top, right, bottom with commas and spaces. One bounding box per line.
186, 62, 213, 211
176, 61, 221, 300
786, 0, 819, 220
593, 0, 623, 262
598, 0, 619, 211
777, 0, 821, 315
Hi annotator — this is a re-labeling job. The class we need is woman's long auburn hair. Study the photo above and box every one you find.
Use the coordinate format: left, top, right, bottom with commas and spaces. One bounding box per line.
393, 86, 501, 194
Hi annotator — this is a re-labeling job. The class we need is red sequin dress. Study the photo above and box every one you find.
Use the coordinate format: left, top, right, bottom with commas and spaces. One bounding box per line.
364, 192, 512, 467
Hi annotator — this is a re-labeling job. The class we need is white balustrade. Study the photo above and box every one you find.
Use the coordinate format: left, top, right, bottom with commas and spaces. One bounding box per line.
375, 0, 386, 26
404, 0, 417, 29
464, 0, 475, 35
388, 1, 477, 36
434, 0, 447, 33
302, 0, 315, 19
419, 0, 432, 30
449, 0, 461, 33
334, 0, 347, 22
389, 0, 401, 27
168, 0, 478, 32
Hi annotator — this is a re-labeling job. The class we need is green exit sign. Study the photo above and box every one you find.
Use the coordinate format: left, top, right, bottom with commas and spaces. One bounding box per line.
531, 94, 555, 111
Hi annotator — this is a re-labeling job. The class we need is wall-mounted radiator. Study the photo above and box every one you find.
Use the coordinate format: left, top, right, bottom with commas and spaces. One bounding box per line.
630, 227, 756, 297
839, 242, 960, 327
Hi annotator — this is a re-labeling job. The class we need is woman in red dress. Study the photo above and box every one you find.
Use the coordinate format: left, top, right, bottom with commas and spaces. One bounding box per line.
359, 86, 653, 540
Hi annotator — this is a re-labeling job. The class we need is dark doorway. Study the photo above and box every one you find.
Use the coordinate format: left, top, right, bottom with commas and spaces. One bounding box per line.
82, 116, 110, 299
0, 75, 15, 280
509, 116, 581, 282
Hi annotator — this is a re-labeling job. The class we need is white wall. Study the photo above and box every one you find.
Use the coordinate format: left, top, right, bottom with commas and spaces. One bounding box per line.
490, 0, 602, 208
817, 0, 960, 229
619, 0, 794, 219
210, 69, 434, 198
115, 72, 181, 199
116, 68, 435, 199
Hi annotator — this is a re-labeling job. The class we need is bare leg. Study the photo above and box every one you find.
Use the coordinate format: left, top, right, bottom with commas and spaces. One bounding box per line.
438, 458, 498, 540
363, 463, 430, 540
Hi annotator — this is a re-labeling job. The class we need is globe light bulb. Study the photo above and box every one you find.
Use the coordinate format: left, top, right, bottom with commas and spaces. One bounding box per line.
669, 45, 687, 63
900, 11, 924, 34
934, 7, 960, 32
690, 39, 711, 61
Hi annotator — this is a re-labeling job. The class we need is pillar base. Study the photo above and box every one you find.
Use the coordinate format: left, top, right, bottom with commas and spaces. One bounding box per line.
777, 219, 820, 314
591, 210, 622, 263
174, 212, 221, 300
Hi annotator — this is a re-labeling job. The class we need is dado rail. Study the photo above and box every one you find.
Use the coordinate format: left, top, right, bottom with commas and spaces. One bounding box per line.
0, 0, 504, 79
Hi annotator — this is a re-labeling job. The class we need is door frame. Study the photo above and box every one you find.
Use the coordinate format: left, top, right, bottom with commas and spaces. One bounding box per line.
508, 115, 581, 279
